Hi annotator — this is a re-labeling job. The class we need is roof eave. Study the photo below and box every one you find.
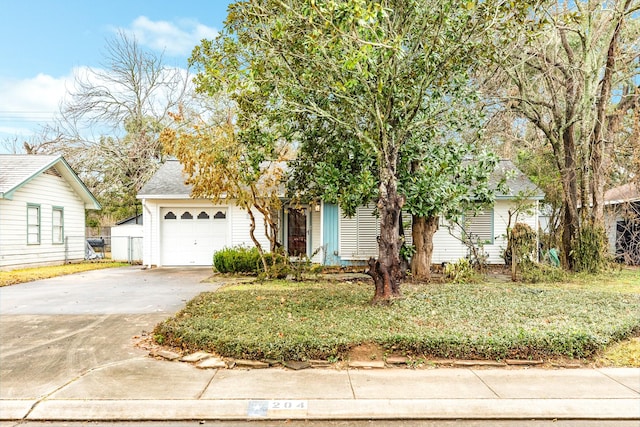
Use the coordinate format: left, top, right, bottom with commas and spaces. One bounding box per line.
0, 155, 62, 201
137, 194, 196, 200
605, 197, 640, 206
54, 157, 102, 210
495, 194, 544, 201
1, 155, 101, 209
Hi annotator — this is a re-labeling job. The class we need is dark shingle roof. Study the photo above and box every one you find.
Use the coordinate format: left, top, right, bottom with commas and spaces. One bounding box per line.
137, 158, 543, 200
492, 160, 544, 199
137, 159, 192, 198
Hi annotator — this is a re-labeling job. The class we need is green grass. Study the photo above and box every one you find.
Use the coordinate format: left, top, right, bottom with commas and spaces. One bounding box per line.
598, 337, 640, 367
155, 269, 640, 363
535, 267, 640, 293
0, 261, 130, 287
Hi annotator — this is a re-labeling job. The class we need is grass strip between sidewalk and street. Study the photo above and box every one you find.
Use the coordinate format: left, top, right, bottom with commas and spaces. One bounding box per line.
154, 270, 640, 364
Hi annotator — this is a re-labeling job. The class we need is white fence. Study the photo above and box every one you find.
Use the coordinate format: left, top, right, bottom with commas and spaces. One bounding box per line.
110, 236, 143, 263
111, 224, 144, 263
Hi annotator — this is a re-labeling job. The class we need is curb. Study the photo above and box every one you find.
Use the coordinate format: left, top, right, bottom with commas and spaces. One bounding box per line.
4, 398, 639, 421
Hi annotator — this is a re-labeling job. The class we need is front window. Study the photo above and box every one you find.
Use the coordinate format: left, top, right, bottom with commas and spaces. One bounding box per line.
465, 208, 493, 244
27, 204, 41, 245
53, 207, 64, 244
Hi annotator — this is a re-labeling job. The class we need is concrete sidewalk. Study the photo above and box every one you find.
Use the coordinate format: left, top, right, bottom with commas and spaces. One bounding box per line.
1, 360, 638, 421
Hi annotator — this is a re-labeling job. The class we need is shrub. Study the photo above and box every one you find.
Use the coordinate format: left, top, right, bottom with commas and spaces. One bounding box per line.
443, 258, 477, 283
506, 222, 537, 264
213, 245, 262, 274
505, 222, 538, 281
261, 250, 290, 279
520, 259, 568, 283
573, 223, 609, 273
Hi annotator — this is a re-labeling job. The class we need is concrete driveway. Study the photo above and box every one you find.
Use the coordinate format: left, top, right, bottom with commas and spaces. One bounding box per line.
0, 266, 217, 400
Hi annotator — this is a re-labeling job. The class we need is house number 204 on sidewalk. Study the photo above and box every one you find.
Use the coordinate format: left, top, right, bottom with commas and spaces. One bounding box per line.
269, 400, 308, 412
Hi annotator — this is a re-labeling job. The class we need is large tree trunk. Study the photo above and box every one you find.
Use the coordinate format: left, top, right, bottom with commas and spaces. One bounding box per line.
561, 125, 580, 270
589, 0, 628, 226
411, 215, 438, 282
371, 174, 403, 304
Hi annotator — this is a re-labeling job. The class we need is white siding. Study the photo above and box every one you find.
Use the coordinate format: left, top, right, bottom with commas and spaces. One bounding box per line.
230, 204, 271, 249
430, 200, 539, 265
490, 200, 538, 264
431, 218, 466, 264
0, 172, 86, 270
488, 202, 511, 264
139, 198, 540, 267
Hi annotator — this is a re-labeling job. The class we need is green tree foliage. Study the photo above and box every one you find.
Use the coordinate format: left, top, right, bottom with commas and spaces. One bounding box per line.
400, 139, 500, 281
191, 0, 536, 300
494, 0, 639, 270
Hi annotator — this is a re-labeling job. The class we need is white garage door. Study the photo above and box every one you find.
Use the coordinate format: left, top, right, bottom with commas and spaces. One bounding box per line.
160, 207, 228, 266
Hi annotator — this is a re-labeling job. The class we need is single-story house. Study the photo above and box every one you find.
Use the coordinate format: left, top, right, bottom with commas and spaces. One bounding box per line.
603, 182, 640, 265
0, 154, 101, 270
137, 159, 543, 268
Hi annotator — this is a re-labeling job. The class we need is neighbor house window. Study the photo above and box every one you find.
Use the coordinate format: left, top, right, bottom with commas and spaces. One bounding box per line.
465, 208, 493, 244
27, 204, 41, 245
52, 207, 64, 244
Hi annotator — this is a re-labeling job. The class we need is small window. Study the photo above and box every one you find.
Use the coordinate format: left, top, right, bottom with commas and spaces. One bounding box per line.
52, 207, 64, 244
214, 210, 226, 219
181, 211, 193, 220
465, 208, 493, 244
164, 211, 177, 220
197, 211, 210, 219
27, 204, 41, 245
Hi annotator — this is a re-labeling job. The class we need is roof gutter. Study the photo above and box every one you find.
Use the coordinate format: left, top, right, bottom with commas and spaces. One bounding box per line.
142, 199, 153, 270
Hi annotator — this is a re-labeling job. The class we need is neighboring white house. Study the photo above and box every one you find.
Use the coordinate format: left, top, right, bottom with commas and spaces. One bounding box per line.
603, 182, 640, 265
0, 155, 101, 270
138, 159, 543, 268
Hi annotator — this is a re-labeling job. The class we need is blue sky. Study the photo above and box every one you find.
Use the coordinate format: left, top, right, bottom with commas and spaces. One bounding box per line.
0, 0, 233, 151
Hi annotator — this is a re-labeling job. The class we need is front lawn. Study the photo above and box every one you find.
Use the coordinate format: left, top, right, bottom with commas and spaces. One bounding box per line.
154, 269, 640, 363
0, 262, 130, 287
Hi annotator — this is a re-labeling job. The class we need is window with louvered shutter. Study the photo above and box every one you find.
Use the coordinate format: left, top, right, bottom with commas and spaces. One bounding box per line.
465, 208, 493, 244
339, 204, 380, 259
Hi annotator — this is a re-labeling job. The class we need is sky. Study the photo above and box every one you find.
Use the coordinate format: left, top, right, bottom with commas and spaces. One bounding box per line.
0, 0, 234, 152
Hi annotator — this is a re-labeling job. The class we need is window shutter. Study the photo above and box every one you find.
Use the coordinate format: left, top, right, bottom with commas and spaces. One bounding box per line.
465, 208, 493, 243
339, 204, 379, 259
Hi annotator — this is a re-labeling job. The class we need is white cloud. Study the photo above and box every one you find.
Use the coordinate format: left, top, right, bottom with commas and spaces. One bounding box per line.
0, 73, 70, 140
124, 16, 218, 57
0, 73, 67, 115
